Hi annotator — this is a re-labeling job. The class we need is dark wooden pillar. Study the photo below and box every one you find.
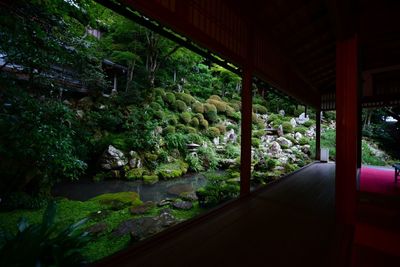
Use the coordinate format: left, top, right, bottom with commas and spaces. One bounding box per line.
240, 68, 252, 197
315, 110, 321, 160
357, 90, 362, 168
336, 35, 358, 225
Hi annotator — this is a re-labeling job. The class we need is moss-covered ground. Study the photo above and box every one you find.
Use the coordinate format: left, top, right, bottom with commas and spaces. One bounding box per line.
0, 194, 205, 262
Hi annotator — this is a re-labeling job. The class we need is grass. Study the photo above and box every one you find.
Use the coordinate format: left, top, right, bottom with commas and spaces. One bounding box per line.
0, 194, 206, 263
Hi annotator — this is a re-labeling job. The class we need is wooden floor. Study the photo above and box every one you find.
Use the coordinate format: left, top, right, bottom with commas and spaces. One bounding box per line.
96, 163, 336, 267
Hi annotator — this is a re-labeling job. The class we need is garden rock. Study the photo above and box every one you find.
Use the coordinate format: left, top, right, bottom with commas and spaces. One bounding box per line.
158, 198, 174, 207
172, 200, 193, 210
86, 222, 107, 236
279, 110, 285, 116
290, 118, 297, 128
269, 141, 282, 155
295, 132, 303, 140
130, 201, 155, 215
277, 125, 284, 137
179, 191, 198, 201
100, 145, 128, 170
296, 112, 310, 125
301, 145, 311, 155
276, 137, 293, 148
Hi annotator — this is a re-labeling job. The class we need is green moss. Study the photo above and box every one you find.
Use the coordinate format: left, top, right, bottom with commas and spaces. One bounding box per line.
143, 175, 159, 185
253, 104, 268, 114
125, 168, 144, 180
180, 112, 192, 124
192, 102, 204, 113
282, 122, 294, 133
207, 127, 221, 138
175, 92, 195, 105
253, 130, 264, 138
190, 117, 199, 127
89, 192, 142, 208
174, 100, 187, 112
155, 160, 189, 179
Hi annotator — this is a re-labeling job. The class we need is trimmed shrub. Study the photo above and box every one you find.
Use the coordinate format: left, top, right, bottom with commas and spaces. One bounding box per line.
215, 123, 226, 134
184, 126, 197, 134
299, 137, 310, 145
282, 122, 294, 133
168, 116, 178, 125
253, 104, 268, 114
229, 101, 241, 111
175, 92, 195, 105
252, 137, 261, 148
190, 117, 200, 127
204, 103, 218, 122
267, 114, 278, 123
176, 123, 186, 132
253, 130, 264, 138
195, 113, 205, 120
153, 110, 164, 120
154, 87, 166, 97
180, 112, 192, 124
294, 126, 308, 134
207, 99, 227, 112
207, 127, 221, 138
192, 102, 204, 113
174, 100, 187, 112
303, 119, 315, 127
200, 118, 209, 128
163, 92, 176, 105
163, 126, 176, 135
209, 95, 222, 101
150, 102, 162, 111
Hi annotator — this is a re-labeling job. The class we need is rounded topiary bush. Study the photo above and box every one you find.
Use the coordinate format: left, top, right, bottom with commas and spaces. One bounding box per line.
164, 125, 176, 135
215, 123, 226, 134
196, 113, 204, 120
252, 137, 261, 148
174, 100, 187, 112
190, 117, 199, 127
207, 99, 227, 112
282, 121, 294, 133
204, 103, 218, 122
229, 101, 241, 112
253, 104, 268, 114
153, 110, 164, 120
168, 116, 178, 126
200, 118, 209, 128
154, 87, 166, 97
303, 119, 315, 127
180, 112, 192, 124
184, 126, 197, 134
150, 102, 162, 111
175, 92, 195, 105
176, 124, 186, 132
207, 127, 221, 138
294, 126, 308, 134
192, 102, 204, 113
267, 114, 278, 123
163, 92, 176, 105
209, 95, 222, 101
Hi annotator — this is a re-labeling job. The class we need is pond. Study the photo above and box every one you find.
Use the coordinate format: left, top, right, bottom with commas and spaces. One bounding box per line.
52, 172, 208, 202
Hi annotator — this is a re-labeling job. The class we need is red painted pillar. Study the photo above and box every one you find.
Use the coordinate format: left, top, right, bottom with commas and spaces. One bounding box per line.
240, 68, 252, 197
315, 110, 321, 160
336, 35, 358, 225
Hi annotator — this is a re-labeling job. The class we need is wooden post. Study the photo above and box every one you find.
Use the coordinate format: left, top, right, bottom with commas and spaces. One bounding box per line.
315, 110, 321, 160
336, 35, 358, 225
240, 68, 252, 197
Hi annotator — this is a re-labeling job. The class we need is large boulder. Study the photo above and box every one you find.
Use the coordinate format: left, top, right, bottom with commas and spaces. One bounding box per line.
100, 145, 128, 170
276, 137, 293, 148
295, 132, 303, 140
290, 118, 297, 128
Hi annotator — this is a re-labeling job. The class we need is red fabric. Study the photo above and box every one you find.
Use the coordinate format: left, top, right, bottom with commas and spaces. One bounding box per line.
359, 167, 400, 196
